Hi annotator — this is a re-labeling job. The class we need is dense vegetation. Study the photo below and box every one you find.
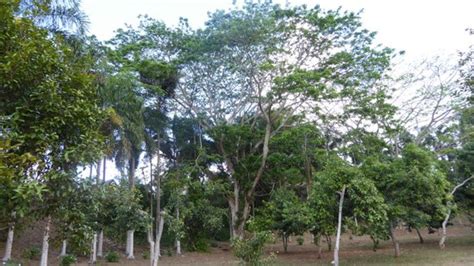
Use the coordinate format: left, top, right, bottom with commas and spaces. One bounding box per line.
1, 1, 472, 265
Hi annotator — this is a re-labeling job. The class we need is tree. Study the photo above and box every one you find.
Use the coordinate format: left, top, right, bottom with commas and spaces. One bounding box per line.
0, 2, 104, 264
310, 156, 388, 266
172, 2, 393, 239
362, 144, 451, 256
256, 188, 312, 252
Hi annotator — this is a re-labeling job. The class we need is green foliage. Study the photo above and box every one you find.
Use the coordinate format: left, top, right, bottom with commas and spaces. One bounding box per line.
190, 238, 210, 252
232, 231, 273, 265
105, 251, 120, 263
296, 236, 304, 245
256, 188, 312, 240
309, 156, 390, 242
21, 246, 41, 260
59, 255, 77, 266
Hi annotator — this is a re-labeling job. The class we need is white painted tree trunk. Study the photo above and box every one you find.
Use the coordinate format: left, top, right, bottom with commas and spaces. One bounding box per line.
90, 233, 97, 264
176, 206, 181, 255
152, 215, 165, 266
97, 230, 104, 257
126, 230, 135, 259
333, 186, 346, 266
439, 176, 473, 249
60, 240, 67, 256
176, 239, 181, 256
440, 209, 451, 249
40, 216, 51, 266
2, 223, 14, 262
148, 228, 155, 266
126, 230, 130, 255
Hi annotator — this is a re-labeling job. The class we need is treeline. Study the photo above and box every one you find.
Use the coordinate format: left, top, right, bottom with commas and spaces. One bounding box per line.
1, 1, 473, 265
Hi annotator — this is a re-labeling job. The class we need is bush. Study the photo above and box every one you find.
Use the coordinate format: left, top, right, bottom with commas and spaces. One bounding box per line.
105, 251, 120, 263
232, 231, 273, 265
142, 250, 150, 259
59, 254, 77, 266
191, 238, 210, 252
296, 236, 304, 245
22, 246, 41, 260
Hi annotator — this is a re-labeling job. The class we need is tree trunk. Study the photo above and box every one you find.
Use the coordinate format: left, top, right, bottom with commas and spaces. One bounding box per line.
315, 235, 322, 259
97, 230, 104, 257
103, 157, 107, 182
415, 227, 424, 244
390, 223, 400, 257
40, 216, 51, 266
439, 176, 473, 249
96, 158, 101, 184
60, 240, 67, 256
325, 234, 332, 251
129, 157, 136, 189
155, 138, 162, 257
89, 163, 93, 179
303, 134, 313, 199
440, 209, 451, 249
2, 223, 14, 262
148, 228, 155, 266
90, 233, 97, 263
126, 230, 135, 259
283, 233, 289, 252
152, 214, 164, 266
176, 206, 181, 255
333, 185, 346, 266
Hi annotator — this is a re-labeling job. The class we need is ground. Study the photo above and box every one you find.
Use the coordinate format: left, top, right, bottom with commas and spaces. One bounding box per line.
1, 222, 473, 265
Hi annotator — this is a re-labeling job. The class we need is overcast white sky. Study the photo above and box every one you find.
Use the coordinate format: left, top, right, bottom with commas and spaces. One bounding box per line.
82, 0, 473, 59
80, 0, 473, 180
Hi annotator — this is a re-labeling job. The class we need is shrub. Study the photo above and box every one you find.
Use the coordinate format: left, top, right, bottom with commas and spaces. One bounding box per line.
59, 254, 77, 266
22, 246, 41, 260
142, 250, 150, 259
296, 236, 304, 245
232, 231, 273, 265
105, 251, 120, 262
192, 238, 210, 252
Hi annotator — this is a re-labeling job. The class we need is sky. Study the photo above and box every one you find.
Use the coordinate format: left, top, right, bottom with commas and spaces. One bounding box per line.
82, 0, 474, 59
79, 0, 473, 180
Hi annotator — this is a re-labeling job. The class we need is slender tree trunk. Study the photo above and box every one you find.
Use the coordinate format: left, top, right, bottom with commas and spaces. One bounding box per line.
176, 206, 181, 255
126, 230, 130, 255
303, 134, 313, 199
440, 209, 451, 249
152, 214, 164, 266
89, 163, 93, 179
60, 240, 67, 256
40, 216, 51, 266
126, 230, 135, 259
333, 185, 346, 266
155, 138, 162, 257
90, 233, 97, 263
325, 234, 332, 251
103, 157, 106, 182
415, 228, 424, 244
283, 233, 289, 252
97, 230, 104, 257
96, 158, 101, 184
440, 176, 473, 249
148, 228, 155, 266
315, 235, 322, 259
2, 223, 14, 262
389, 223, 400, 257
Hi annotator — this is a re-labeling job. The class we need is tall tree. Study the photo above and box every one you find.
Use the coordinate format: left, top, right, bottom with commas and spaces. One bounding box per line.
173, 2, 393, 239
